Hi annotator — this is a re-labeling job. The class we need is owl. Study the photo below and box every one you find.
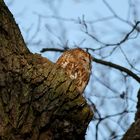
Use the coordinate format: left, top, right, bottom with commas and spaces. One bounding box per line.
56, 48, 92, 94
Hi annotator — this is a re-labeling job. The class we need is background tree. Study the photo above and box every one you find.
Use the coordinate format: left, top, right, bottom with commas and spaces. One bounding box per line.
2, 0, 140, 140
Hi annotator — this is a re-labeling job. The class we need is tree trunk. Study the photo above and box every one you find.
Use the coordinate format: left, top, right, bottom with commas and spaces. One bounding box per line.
122, 89, 140, 140
0, 1, 93, 140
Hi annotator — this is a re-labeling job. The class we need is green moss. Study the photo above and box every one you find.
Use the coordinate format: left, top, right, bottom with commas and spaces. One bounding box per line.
0, 0, 3, 4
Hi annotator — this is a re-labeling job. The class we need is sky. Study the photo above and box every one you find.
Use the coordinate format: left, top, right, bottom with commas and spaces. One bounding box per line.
5, 0, 140, 140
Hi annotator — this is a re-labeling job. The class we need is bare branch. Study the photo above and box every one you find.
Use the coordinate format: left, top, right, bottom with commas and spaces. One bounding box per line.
84, 21, 140, 49
92, 57, 140, 83
40, 47, 68, 53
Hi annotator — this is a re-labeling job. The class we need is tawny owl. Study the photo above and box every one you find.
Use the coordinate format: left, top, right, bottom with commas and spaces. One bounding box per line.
56, 48, 92, 94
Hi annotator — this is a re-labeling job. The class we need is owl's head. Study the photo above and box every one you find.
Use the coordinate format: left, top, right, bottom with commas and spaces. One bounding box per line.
69, 48, 92, 70
56, 48, 92, 93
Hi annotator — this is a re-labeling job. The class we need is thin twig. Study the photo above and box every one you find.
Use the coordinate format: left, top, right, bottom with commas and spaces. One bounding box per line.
40, 47, 67, 53
84, 21, 140, 49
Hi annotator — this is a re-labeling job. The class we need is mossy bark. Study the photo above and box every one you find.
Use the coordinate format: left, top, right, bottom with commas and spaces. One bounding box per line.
0, 1, 93, 140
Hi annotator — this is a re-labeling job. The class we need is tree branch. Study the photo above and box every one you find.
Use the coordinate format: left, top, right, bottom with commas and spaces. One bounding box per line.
40, 47, 66, 53
83, 20, 140, 49
92, 57, 140, 83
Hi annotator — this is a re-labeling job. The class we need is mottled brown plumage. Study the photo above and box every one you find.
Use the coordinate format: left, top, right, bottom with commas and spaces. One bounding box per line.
56, 48, 92, 93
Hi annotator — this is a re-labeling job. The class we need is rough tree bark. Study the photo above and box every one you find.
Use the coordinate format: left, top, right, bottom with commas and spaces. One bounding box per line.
0, 1, 93, 140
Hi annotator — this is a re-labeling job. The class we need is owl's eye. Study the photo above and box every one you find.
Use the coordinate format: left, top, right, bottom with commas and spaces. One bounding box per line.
81, 57, 86, 62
